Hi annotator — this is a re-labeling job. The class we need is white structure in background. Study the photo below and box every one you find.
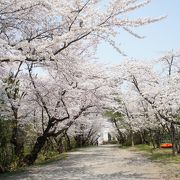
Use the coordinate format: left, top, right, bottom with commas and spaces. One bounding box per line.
98, 121, 116, 144
98, 131, 108, 144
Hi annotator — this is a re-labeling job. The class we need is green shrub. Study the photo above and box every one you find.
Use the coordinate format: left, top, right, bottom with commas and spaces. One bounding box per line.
0, 119, 16, 172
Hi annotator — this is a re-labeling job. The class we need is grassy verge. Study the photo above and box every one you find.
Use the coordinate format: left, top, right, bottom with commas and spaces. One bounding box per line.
128, 144, 180, 163
0, 145, 95, 176
0, 152, 67, 178
34, 152, 67, 166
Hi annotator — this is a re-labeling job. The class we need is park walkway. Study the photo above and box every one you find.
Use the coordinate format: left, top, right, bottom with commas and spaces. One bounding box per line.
1, 145, 179, 180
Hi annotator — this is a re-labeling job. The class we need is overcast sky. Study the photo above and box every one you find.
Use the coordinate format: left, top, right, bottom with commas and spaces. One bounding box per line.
96, 0, 180, 64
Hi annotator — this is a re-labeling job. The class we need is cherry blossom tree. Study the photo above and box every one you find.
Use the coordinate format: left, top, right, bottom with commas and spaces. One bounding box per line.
0, 0, 167, 170
0, 0, 164, 63
8, 58, 116, 165
113, 52, 180, 154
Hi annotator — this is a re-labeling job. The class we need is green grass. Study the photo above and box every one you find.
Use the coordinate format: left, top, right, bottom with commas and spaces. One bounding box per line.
34, 152, 67, 166
132, 144, 153, 153
0, 153, 67, 179
0, 167, 27, 178
128, 144, 180, 163
150, 149, 180, 163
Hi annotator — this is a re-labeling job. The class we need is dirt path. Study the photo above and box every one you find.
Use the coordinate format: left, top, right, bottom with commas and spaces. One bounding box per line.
1, 145, 179, 180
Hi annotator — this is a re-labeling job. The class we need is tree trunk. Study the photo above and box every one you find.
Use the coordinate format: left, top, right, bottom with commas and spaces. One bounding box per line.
139, 131, 144, 144
176, 128, 180, 154
57, 137, 64, 154
114, 120, 125, 144
22, 117, 55, 166
131, 130, 134, 147
155, 130, 161, 148
75, 135, 82, 147
11, 123, 25, 163
149, 130, 156, 149
22, 135, 47, 165
65, 133, 72, 151
143, 130, 150, 145
171, 123, 177, 156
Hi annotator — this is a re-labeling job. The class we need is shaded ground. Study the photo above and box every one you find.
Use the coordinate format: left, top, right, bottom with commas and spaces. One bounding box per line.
1, 145, 179, 180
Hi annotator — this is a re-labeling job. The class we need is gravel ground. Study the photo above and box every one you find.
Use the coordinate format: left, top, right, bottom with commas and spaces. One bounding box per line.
1, 145, 179, 180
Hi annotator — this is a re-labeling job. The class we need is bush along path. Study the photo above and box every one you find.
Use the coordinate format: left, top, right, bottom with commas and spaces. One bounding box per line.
0, 145, 179, 180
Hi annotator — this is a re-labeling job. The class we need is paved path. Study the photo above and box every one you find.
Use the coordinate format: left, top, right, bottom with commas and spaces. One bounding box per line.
1, 145, 179, 180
